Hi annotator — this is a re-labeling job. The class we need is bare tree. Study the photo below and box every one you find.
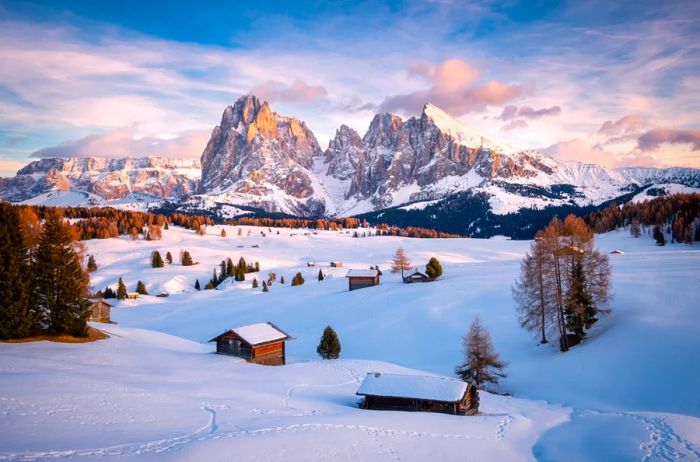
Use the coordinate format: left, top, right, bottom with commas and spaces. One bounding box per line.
630, 219, 641, 238
455, 316, 507, 388
391, 246, 412, 276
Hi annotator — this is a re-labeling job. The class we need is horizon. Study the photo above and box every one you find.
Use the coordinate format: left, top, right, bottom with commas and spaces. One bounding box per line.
1, 0, 699, 176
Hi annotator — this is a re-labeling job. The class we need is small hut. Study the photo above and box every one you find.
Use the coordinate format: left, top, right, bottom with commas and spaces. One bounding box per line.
356, 373, 478, 416
403, 270, 431, 284
209, 322, 291, 366
330, 261, 343, 268
88, 300, 112, 323
346, 269, 380, 291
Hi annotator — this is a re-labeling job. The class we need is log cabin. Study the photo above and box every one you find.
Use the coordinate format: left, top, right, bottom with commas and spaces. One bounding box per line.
346, 269, 380, 291
88, 300, 112, 323
209, 322, 291, 366
330, 261, 343, 268
356, 372, 479, 416
403, 270, 431, 283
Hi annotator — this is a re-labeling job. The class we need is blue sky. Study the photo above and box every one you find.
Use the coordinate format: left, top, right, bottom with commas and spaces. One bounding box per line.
0, 0, 699, 175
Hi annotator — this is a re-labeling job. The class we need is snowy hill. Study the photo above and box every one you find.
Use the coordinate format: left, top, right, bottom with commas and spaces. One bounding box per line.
1, 225, 699, 460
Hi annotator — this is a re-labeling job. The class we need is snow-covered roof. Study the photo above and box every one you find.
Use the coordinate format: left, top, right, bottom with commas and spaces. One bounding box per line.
210, 322, 290, 346
356, 373, 469, 402
346, 269, 379, 278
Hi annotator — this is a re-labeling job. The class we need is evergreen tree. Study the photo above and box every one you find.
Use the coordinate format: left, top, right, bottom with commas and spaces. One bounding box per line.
151, 250, 164, 268
219, 260, 227, 282
254, 262, 260, 272
165, 251, 173, 264
32, 210, 90, 337
195, 279, 201, 290
181, 251, 194, 266
291, 272, 305, 286
0, 203, 34, 339
317, 326, 341, 359
135, 280, 148, 295
252, 277, 258, 288
280, 276, 285, 284
425, 257, 443, 279
164, 221, 169, 230
654, 225, 666, 246
262, 281, 269, 292
103, 286, 116, 299
226, 257, 235, 277
87, 255, 98, 273
205, 281, 214, 290
564, 260, 593, 339
318, 269, 324, 281
455, 316, 506, 388
237, 257, 247, 274
117, 277, 127, 300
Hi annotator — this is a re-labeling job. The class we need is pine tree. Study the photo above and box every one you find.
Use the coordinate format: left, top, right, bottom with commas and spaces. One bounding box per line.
32, 210, 90, 337
226, 257, 235, 277
455, 316, 506, 388
318, 269, 324, 281
151, 251, 164, 268
252, 277, 258, 288
564, 260, 593, 339
391, 246, 412, 276
195, 279, 201, 290
280, 276, 285, 284
219, 260, 227, 282
237, 257, 247, 274
87, 255, 98, 273
181, 251, 194, 266
103, 286, 116, 299
262, 281, 269, 292
654, 225, 666, 246
165, 251, 173, 264
164, 221, 169, 230
117, 277, 127, 300
317, 326, 341, 359
0, 203, 34, 339
135, 280, 148, 295
254, 262, 260, 272
291, 272, 305, 286
425, 257, 443, 279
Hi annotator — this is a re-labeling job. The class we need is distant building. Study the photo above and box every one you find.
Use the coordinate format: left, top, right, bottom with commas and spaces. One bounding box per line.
126, 293, 140, 299
209, 322, 292, 366
356, 372, 478, 416
346, 269, 380, 291
330, 261, 343, 268
88, 300, 112, 323
403, 270, 431, 284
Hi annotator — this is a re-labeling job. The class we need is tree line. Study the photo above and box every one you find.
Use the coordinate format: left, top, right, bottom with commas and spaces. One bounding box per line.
0, 204, 90, 339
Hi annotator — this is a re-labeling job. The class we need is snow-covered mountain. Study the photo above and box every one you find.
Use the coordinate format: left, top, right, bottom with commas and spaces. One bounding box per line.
2, 95, 699, 219
0, 157, 200, 204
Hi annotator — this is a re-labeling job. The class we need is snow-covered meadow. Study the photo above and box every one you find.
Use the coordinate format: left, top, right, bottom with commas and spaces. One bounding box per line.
1, 224, 699, 461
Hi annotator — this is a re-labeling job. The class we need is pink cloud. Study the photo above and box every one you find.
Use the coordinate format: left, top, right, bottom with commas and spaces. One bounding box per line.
637, 128, 700, 151
407, 59, 480, 92
30, 126, 211, 159
598, 114, 647, 137
0, 159, 28, 177
250, 79, 328, 105
498, 105, 561, 121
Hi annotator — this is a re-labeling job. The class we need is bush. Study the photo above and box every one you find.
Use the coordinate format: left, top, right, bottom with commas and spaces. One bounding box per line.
425, 257, 443, 279
291, 272, 305, 286
317, 326, 341, 359
151, 251, 164, 268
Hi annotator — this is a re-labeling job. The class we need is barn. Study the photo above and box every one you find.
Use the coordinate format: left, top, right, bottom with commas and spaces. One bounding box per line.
209, 322, 291, 366
346, 269, 380, 291
356, 372, 479, 416
88, 300, 112, 323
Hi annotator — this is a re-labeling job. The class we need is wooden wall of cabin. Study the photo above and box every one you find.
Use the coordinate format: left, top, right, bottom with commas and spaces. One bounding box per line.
251, 341, 285, 366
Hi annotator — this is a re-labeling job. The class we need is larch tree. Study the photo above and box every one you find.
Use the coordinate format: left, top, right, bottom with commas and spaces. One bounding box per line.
0, 203, 34, 339
32, 209, 90, 337
181, 251, 194, 266
86, 255, 98, 273
391, 246, 412, 276
135, 280, 148, 295
151, 251, 164, 268
455, 316, 506, 388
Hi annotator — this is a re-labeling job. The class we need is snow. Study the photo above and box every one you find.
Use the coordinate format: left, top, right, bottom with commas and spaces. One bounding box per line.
357, 373, 468, 402
345, 269, 379, 278
230, 322, 289, 345
1, 225, 699, 460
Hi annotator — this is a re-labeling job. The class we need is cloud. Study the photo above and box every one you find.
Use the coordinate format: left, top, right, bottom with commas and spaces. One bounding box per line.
598, 114, 647, 137
498, 105, 562, 121
380, 60, 529, 116
29, 126, 211, 159
250, 79, 329, 105
543, 139, 659, 169
501, 119, 528, 131
637, 128, 700, 151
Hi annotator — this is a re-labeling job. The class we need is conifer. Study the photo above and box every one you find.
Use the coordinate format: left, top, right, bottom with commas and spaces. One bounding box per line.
425, 257, 443, 279
391, 246, 412, 276
135, 280, 148, 295
262, 281, 268, 292
318, 269, 324, 281
317, 326, 341, 359
195, 279, 201, 290
252, 277, 258, 288
165, 251, 173, 264
455, 316, 506, 388
151, 250, 164, 268
280, 276, 285, 284
181, 251, 194, 266
117, 277, 127, 300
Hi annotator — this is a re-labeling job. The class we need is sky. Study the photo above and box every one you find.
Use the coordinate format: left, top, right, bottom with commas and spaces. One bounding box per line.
0, 0, 699, 176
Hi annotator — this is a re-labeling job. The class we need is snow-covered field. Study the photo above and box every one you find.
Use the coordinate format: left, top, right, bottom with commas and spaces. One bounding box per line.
1, 225, 699, 461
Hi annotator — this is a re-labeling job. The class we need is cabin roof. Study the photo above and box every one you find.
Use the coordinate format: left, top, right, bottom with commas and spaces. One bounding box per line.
356, 373, 469, 402
405, 270, 429, 278
346, 269, 379, 278
209, 322, 290, 345
89, 299, 112, 307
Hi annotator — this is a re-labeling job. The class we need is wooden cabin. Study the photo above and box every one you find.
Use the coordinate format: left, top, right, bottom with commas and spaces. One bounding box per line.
403, 270, 431, 284
356, 372, 478, 416
88, 300, 112, 323
127, 292, 140, 299
346, 269, 380, 291
330, 261, 343, 268
209, 322, 291, 366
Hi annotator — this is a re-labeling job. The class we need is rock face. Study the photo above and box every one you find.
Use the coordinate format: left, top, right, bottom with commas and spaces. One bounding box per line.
0, 157, 200, 202
200, 95, 325, 215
